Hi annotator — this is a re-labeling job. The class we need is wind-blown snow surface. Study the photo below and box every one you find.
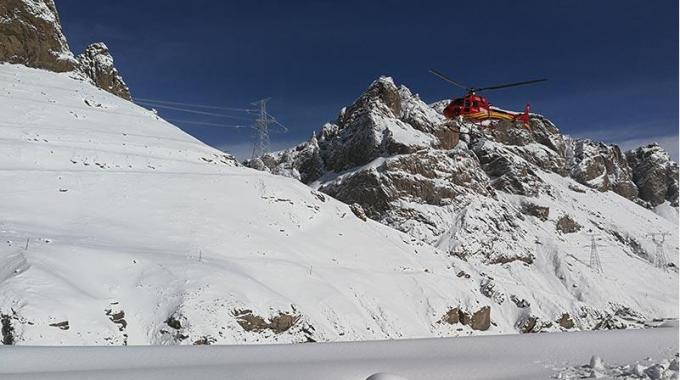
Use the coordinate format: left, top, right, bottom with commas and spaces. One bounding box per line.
0, 64, 483, 345
0, 64, 677, 346
0, 325, 677, 379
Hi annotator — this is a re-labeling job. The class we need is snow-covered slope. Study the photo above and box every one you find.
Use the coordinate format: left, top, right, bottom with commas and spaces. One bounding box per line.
0, 63, 499, 345
0, 65, 677, 346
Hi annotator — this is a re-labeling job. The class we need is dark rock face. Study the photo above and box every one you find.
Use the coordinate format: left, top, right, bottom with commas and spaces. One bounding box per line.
77, 42, 131, 100
568, 139, 638, 200
626, 144, 679, 207
0, 0, 77, 72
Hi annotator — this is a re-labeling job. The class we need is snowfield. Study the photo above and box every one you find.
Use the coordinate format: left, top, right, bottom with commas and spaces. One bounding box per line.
0, 323, 677, 379
0, 63, 677, 349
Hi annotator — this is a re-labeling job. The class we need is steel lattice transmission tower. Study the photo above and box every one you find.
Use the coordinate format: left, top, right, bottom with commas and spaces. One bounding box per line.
586, 233, 604, 274
249, 98, 288, 160
647, 232, 671, 271
251, 98, 271, 160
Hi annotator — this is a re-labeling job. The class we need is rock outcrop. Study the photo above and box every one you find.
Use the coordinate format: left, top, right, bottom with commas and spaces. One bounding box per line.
0, 0, 131, 99
0, 0, 76, 72
77, 42, 131, 100
626, 144, 679, 207
567, 138, 638, 200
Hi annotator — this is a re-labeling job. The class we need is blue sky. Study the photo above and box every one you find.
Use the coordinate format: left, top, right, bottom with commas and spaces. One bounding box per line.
57, 0, 678, 159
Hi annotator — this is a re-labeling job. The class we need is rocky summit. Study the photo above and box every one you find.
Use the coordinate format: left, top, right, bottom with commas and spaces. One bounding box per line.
0, 0, 130, 99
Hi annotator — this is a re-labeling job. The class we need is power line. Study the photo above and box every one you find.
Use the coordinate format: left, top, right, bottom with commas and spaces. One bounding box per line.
165, 119, 253, 129
133, 97, 255, 113
134, 101, 253, 121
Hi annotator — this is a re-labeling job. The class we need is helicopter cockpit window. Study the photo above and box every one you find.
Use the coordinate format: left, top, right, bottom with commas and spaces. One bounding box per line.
472, 101, 479, 107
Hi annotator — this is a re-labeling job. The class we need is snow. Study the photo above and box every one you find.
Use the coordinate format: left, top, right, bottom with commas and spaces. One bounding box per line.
655, 202, 679, 224
0, 324, 676, 379
0, 64, 482, 344
0, 63, 677, 351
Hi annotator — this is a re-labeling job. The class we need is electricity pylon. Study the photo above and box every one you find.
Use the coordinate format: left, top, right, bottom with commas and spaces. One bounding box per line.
584, 233, 604, 274
647, 232, 671, 271
250, 98, 288, 160
250, 98, 271, 160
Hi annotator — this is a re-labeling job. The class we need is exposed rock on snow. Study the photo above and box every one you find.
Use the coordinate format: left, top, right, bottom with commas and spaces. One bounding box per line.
77, 42, 131, 100
0, 0, 76, 71
440, 306, 491, 331
558, 313, 575, 329
556, 214, 581, 234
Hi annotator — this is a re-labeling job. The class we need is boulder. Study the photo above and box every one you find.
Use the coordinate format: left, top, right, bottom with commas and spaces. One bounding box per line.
556, 215, 581, 234
470, 306, 491, 331
441, 306, 491, 331
558, 313, 575, 329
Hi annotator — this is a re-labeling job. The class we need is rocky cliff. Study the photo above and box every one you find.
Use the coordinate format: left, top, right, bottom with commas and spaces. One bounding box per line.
0, 0, 131, 99
246, 76, 678, 332
0, 0, 76, 72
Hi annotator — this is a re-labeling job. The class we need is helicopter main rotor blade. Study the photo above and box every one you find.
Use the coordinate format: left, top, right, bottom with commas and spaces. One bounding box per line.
429, 69, 470, 90
475, 78, 547, 92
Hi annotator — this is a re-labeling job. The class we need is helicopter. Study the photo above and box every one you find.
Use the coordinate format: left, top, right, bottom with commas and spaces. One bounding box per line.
430, 69, 546, 129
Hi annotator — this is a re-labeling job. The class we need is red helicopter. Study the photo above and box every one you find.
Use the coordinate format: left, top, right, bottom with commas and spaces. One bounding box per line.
430, 69, 546, 129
